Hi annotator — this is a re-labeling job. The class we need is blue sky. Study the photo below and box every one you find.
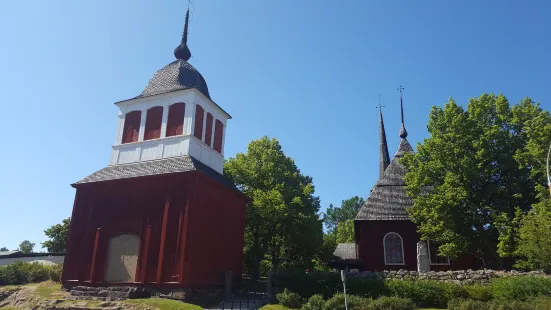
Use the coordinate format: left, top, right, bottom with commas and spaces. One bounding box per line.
0, 0, 549, 251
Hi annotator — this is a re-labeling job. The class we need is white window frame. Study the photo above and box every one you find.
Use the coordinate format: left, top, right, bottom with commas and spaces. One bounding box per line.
383, 232, 405, 265
427, 240, 450, 266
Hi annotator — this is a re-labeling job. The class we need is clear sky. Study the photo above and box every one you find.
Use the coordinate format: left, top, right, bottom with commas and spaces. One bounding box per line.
0, 0, 549, 251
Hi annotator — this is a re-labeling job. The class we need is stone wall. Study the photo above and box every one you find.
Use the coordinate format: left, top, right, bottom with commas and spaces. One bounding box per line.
343, 269, 548, 285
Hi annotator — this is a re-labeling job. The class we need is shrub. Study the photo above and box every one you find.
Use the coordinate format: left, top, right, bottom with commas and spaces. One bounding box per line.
465, 284, 492, 301
276, 271, 343, 298
385, 279, 466, 308
448, 297, 551, 310
323, 293, 370, 310
277, 288, 303, 309
0, 261, 54, 285
368, 296, 416, 310
46, 264, 63, 283
302, 294, 324, 310
489, 276, 551, 301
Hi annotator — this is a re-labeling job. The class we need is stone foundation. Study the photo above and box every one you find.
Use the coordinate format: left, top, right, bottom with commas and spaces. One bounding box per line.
342, 269, 548, 285
66, 285, 222, 303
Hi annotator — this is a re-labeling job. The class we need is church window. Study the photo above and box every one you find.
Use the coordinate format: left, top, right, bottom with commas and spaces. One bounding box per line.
213, 119, 224, 153
166, 103, 185, 137
383, 232, 404, 265
428, 240, 450, 265
194, 105, 204, 140
144, 106, 163, 140
121, 110, 141, 144
205, 113, 213, 146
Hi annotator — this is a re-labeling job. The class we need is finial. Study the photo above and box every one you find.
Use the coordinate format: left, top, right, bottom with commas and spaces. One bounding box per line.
397, 84, 408, 138
376, 94, 385, 113
174, 8, 192, 61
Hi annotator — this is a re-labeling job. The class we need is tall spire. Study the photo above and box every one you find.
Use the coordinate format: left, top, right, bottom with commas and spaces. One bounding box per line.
174, 8, 192, 61
377, 98, 390, 177
397, 84, 408, 139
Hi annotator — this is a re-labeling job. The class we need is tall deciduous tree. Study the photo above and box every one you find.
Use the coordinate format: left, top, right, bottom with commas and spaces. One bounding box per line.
19, 240, 35, 254
225, 137, 323, 276
0, 247, 8, 251
42, 217, 71, 253
324, 196, 364, 232
403, 94, 550, 268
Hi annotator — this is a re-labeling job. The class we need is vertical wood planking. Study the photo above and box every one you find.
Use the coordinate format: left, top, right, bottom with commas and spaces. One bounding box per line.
89, 227, 102, 283
156, 191, 171, 285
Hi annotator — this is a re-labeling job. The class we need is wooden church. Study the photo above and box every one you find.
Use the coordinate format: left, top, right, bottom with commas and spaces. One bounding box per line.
333, 89, 477, 271
61, 9, 247, 288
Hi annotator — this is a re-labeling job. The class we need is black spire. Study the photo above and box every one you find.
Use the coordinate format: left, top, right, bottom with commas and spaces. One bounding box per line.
398, 85, 408, 138
378, 102, 391, 177
174, 8, 192, 61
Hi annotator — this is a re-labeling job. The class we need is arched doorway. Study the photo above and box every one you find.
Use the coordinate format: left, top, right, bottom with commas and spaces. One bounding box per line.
104, 233, 140, 283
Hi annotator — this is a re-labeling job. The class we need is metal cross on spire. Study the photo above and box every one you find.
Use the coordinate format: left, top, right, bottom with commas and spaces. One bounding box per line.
376, 94, 385, 112
397, 84, 408, 138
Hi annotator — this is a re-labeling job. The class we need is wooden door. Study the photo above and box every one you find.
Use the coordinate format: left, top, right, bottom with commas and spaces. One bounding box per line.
104, 233, 140, 283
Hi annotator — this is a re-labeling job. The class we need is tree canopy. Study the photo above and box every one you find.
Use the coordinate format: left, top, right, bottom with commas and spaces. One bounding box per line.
0, 247, 8, 251
225, 136, 324, 275
42, 217, 71, 253
324, 196, 364, 233
19, 240, 35, 254
402, 94, 551, 268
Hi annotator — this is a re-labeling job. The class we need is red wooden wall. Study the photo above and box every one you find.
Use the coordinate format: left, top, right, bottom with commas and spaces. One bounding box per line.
355, 220, 478, 271
62, 171, 247, 288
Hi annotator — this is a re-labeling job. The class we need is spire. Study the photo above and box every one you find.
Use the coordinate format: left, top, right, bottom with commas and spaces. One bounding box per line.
398, 84, 408, 138
378, 102, 391, 177
174, 8, 192, 61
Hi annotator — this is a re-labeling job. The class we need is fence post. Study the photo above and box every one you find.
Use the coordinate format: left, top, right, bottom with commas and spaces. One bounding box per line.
267, 271, 274, 301
225, 271, 234, 299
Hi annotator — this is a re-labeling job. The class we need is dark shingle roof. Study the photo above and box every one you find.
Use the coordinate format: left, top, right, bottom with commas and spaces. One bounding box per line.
356, 138, 415, 220
333, 243, 358, 260
136, 60, 210, 100
73, 155, 238, 192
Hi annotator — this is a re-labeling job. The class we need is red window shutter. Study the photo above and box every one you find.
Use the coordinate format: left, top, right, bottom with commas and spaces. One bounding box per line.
213, 120, 223, 153
144, 106, 163, 141
166, 103, 185, 137
205, 113, 213, 146
122, 111, 141, 144
194, 105, 204, 140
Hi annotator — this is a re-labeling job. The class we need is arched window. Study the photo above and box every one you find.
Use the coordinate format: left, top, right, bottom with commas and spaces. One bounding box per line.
166, 103, 185, 137
121, 110, 141, 144
144, 106, 163, 141
205, 113, 213, 146
213, 119, 224, 153
194, 105, 204, 140
383, 232, 404, 265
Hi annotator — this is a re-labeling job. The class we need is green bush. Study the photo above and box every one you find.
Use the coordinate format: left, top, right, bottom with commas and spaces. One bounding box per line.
448, 297, 551, 310
385, 279, 466, 308
368, 296, 416, 310
0, 261, 55, 285
276, 270, 343, 298
46, 264, 63, 283
465, 284, 492, 301
489, 276, 551, 301
277, 288, 303, 309
302, 294, 324, 310
323, 293, 370, 310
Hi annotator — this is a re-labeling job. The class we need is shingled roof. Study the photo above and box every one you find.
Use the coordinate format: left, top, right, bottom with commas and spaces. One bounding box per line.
333, 243, 358, 260
73, 155, 239, 192
356, 89, 415, 221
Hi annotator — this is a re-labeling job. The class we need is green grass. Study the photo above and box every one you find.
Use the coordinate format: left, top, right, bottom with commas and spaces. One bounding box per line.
33, 281, 66, 300
0, 306, 18, 310
126, 298, 204, 310
260, 305, 291, 310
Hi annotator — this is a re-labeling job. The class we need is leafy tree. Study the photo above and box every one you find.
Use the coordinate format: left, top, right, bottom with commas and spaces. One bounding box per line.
19, 240, 35, 254
225, 136, 323, 276
335, 219, 355, 243
402, 94, 550, 268
42, 217, 71, 253
0, 247, 8, 251
324, 196, 364, 232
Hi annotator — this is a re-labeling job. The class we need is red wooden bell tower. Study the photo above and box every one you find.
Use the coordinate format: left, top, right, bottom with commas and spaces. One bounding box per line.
62, 9, 247, 289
